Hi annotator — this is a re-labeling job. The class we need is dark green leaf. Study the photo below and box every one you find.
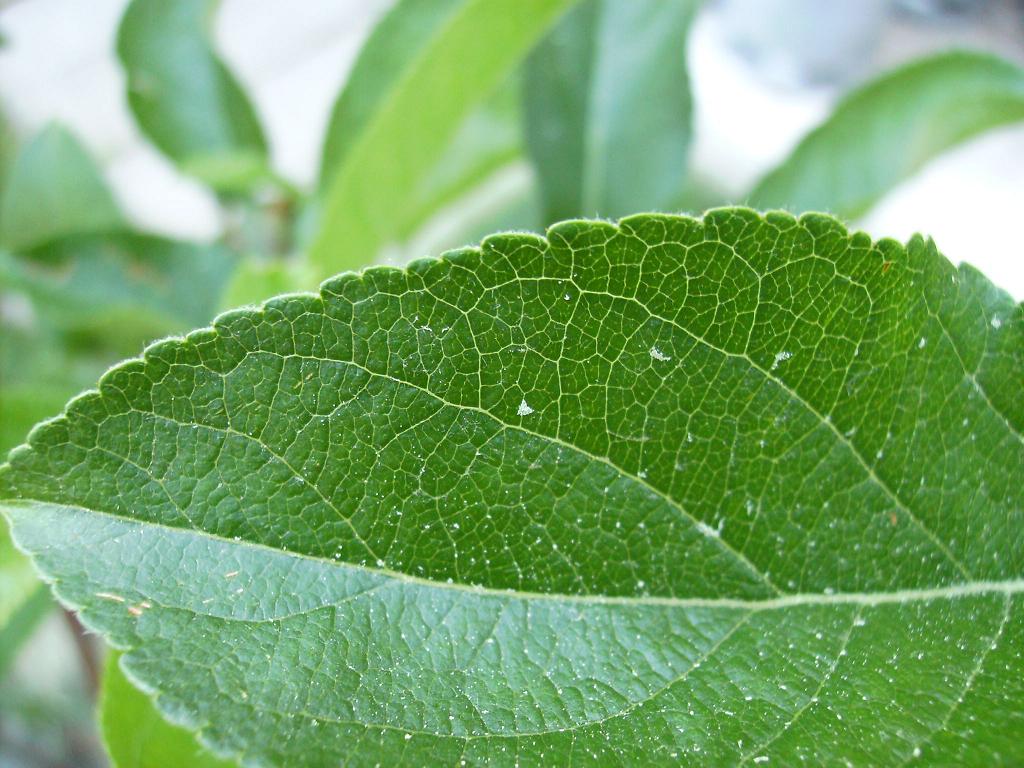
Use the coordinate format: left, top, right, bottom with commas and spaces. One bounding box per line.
524, 0, 697, 221
2, 210, 1022, 765
310, 0, 578, 275
749, 51, 1024, 219
117, 0, 269, 193
101, 651, 234, 768
0, 124, 124, 253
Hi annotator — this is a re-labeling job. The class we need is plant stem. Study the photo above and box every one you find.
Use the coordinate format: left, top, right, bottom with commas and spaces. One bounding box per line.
60, 609, 99, 699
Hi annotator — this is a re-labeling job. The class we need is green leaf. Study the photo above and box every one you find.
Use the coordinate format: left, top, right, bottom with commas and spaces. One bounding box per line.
403, 77, 526, 239
0, 107, 18, 185
0, 124, 125, 253
319, 0, 523, 230
218, 258, 313, 312
101, 651, 234, 768
323, 64, 524, 268
0, 321, 111, 455
0, 523, 49, 678
749, 51, 1024, 220
523, 0, 696, 221
3, 209, 1023, 765
117, 0, 268, 193
310, 0, 578, 276
317, 0, 464, 191
0, 383, 84, 461
1, 237, 236, 348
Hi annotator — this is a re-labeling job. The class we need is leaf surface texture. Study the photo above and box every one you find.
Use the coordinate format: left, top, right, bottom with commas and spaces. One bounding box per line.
2, 210, 1022, 766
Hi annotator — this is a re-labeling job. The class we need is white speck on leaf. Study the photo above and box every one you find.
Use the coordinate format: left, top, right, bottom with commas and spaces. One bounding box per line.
918, 337, 927, 349
695, 521, 720, 539
649, 346, 671, 362
991, 316, 1002, 329
771, 351, 792, 371
517, 399, 534, 416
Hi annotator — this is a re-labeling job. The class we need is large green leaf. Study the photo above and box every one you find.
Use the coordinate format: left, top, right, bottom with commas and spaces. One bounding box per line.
101, 651, 233, 768
117, 0, 269, 193
310, 0, 577, 275
523, 0, 696, 221
0, 124, 125, 253
3, 210, 1023, 765
749, 51, 1024, 220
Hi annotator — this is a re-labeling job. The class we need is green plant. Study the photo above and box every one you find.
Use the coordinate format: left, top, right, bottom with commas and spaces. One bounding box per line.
1, 1, 1022, 765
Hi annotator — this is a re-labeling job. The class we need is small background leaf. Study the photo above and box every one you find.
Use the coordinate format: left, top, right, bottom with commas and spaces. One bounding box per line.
523, 0, 697, 221
0, 525, 48, 678
117, 0, 269, 194
749, 50, 1024, 219
0, 124, 124, 253
309, 0, 577, 276
101, 651, 233, 768
1, 237, 235, 350
318, 0, 465, 192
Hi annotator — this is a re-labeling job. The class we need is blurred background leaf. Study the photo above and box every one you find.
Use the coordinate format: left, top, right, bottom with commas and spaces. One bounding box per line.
100, 652, 232, 768
0, 124, 125, 253
318, 0, 465, 192
317, 0, 531, 266
1, 237, 235, 349
749, 50, 1024, 218
523, 0, 698, 221
309, 0, 578, 276
0, 528, 47, 679
117, 0, 270, 195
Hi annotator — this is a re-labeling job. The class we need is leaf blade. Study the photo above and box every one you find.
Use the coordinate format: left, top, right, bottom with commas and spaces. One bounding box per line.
0, 124, 125, 253
309, 0, 577, 275
2, 209, 1022, 764
749, 51, 1024, 219
523, 0, 697, 221
117, 0, 268, 193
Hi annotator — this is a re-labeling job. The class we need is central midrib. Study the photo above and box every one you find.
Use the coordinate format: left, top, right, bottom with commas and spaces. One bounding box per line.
4, 500, 1021, 613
